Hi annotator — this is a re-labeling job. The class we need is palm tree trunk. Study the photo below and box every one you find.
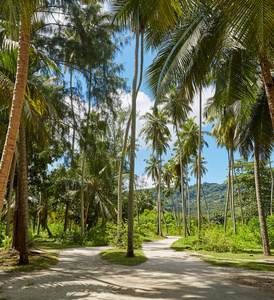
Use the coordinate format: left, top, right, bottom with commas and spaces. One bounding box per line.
0, 12, 31, 216
259, 56, 274, 130
36, 191, 42, 235
234, 172, 244, 224
171, 197, 178, 227
126, 14, 139, 258
64, 200, 69, 233
230, 148, 236, 234
175, 124, 187, 237
157, 153, 162, 236
18, 124, 29, 265
186, 157, 191, 230
70, 69, 76, 165
201, 186, 210, 224
81, 151, 86, 235
5, 153, 17, 237
118, 32, 144, 243
162, 209, 168, 234
224, 149, 231, 233
254, 143, 271, 256
269, 160, 273, 216
176, 190, 181, 234
197, 88, 202, 231
84, 200, 90, 228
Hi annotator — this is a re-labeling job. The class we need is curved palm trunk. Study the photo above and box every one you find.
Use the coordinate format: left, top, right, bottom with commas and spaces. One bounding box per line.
0, 13, 31, 216
259, 56, 274, 130
5, 153, 17, 236
126, 15, 139, 258
186, 157, 191, 230
36, 191, 42, 235
175, 124, 187, 237
254, 143, 271, 256
118, 31, 144, 243
197, 88, 202, 231
70, 69, 76, 165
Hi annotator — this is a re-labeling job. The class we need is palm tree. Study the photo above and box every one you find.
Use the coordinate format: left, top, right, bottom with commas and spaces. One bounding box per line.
163, 88, 191, 236
238, 90, 273, 256
140, 108, 171, 236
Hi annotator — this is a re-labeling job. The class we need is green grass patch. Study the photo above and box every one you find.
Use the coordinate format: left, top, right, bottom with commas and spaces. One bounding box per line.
171, 238, 274, 272
0, 248, 59, 272
200, 257, 274, 272
100, 249, 147, 266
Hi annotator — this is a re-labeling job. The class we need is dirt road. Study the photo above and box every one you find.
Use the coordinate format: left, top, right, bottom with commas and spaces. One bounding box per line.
0, 236, 273, 299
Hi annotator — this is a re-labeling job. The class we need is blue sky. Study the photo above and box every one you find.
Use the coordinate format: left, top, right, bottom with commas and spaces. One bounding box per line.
114, 32, 240, 187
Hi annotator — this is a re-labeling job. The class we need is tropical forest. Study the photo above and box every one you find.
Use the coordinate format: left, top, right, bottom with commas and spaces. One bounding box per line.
0, 0, 273, 299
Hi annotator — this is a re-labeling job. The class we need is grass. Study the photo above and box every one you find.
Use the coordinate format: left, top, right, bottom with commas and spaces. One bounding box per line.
100, 249, 147, 266
0, 248, 59, 272
171, 238, 274, 272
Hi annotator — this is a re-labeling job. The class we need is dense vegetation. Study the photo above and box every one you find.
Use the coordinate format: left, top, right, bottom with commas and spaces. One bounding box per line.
0, 0, 273, 269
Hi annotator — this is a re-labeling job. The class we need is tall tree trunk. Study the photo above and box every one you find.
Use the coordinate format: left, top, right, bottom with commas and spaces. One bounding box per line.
259, 56, 274, 130
176, 123, 187, 237
197, 88, 202, 231
5, 153, 17, 236
157, 153, 162, 236
254, 143, 271, 256
12, 125, 29, 265
269, 160, 273, 216
230, 148, 236, 234
171, 197, 178, 227
0, 12, 31, 216
234, 172, 244, 224
80, 151, 86, 235
186, 157, 191, 230
176, 189, 181, 235
224, 149, 231, 233
162, 209, 168, 234
118, 32, 144, 243
64, 200, 69, 233
84, 200, 90, 228
201, 185, 210, 224
126, 14, 139, 258
36, 191, 42, 236
70, 69, 76, 166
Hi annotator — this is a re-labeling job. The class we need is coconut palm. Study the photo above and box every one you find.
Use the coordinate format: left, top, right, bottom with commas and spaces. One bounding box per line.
163, 88, 191, 236
237, 90, 274, 256
140, 108, 171, 236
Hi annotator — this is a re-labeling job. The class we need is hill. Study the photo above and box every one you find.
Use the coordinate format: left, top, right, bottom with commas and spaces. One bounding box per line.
165, 182, 228, 216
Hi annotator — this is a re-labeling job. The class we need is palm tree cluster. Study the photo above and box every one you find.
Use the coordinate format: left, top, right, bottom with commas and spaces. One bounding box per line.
0, 0, 273, 265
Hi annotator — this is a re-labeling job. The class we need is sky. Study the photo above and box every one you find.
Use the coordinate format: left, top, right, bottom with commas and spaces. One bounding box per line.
114, 32, 238, 187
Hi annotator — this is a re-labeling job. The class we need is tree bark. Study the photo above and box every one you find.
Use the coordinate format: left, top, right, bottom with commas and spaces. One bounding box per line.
126, 14, 139, 258
5, 153, 17, 237
259, 56, 274, 130
36, 191, 42, 235
234, 171, 244, 224
254, 143, 271, 256
80, 151, 86, 235
197, 88, 202, 231
176, 123, 187, 237
64, 200, 69, 233
269, 160, 273, 216
201, 185, 210, 224
224, 149, 231, 233
12, 125, 29, 265
231, 148, 236, 234
176, 189, 181, 235
157, 153, 162, 236
0, 12, 31, 217
162, 209, 168, 234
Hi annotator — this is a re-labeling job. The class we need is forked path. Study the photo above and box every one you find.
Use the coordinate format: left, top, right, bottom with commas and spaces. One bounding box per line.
0, 236, 273, 299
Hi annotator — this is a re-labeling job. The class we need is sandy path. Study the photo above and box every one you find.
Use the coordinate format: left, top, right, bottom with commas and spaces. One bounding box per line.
0, 236, 273, 299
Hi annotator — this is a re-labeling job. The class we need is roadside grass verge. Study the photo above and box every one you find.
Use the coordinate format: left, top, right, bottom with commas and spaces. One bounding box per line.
171, 238, 274, 272
100, 249, 147, 266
